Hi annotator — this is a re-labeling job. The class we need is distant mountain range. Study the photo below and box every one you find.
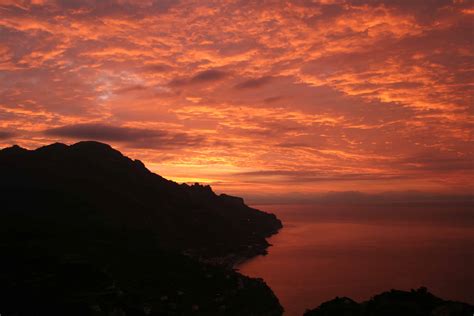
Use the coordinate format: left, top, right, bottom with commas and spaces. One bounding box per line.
0, 141, 283, 315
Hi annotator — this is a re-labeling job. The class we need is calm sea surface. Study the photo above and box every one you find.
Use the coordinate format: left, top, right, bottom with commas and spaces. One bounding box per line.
237, 203, 474, 316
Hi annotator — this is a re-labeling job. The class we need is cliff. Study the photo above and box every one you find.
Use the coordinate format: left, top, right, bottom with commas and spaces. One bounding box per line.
0, 141, 283, 315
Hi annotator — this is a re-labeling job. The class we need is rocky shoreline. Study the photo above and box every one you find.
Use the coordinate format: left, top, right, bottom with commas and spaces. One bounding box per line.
184, 233, 278, 270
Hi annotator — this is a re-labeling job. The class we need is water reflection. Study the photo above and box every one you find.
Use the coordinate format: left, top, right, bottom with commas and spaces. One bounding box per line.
238, 204, 474, 316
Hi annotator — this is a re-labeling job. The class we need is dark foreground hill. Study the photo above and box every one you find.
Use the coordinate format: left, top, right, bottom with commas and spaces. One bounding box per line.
0, 141, 283, 316
304, 287, 473, 316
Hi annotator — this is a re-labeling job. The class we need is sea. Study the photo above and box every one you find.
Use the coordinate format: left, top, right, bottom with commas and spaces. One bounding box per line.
237, 202, 474, 316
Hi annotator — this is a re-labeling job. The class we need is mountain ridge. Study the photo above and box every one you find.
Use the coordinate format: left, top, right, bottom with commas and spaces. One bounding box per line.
0, 141, 284, 315
0, 140, 282, 261
304, 287, 473, 316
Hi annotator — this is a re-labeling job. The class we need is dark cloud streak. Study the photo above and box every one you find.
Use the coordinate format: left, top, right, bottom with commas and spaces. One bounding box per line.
169, 69, 228, 87
43, 124, 204, 149
233, 170, 407, 183
0, 130, 15, 139
234, 76, 273, 89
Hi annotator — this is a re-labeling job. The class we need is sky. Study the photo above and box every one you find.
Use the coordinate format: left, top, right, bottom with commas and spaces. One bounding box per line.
0, 0, 473, 201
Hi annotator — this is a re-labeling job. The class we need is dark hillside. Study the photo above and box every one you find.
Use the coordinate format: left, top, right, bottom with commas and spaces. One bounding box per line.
0, 141, 283, 316
0, 141, 281, 258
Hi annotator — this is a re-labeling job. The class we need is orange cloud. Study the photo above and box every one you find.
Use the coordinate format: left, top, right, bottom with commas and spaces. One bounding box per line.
0, 0, 472, 199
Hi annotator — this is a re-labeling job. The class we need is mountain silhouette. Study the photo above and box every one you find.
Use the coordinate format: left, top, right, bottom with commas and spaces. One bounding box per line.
0, 141, 281, 259
304, 287, 473, 316
0, 141, 283, 315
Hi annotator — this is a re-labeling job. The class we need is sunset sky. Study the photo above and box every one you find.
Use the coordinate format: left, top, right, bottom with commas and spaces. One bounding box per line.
1, 0, 473, 200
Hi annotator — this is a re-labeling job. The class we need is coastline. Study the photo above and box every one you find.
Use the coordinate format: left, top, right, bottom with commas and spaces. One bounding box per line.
189, 226, 282, 270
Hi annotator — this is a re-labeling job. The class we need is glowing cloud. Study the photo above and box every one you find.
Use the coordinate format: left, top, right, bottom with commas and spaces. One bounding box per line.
0, 0, 472, 198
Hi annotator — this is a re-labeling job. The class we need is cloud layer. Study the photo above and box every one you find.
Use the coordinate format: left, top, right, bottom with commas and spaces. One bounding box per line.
0, 0, 473, 197
44, 123, 204, 149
